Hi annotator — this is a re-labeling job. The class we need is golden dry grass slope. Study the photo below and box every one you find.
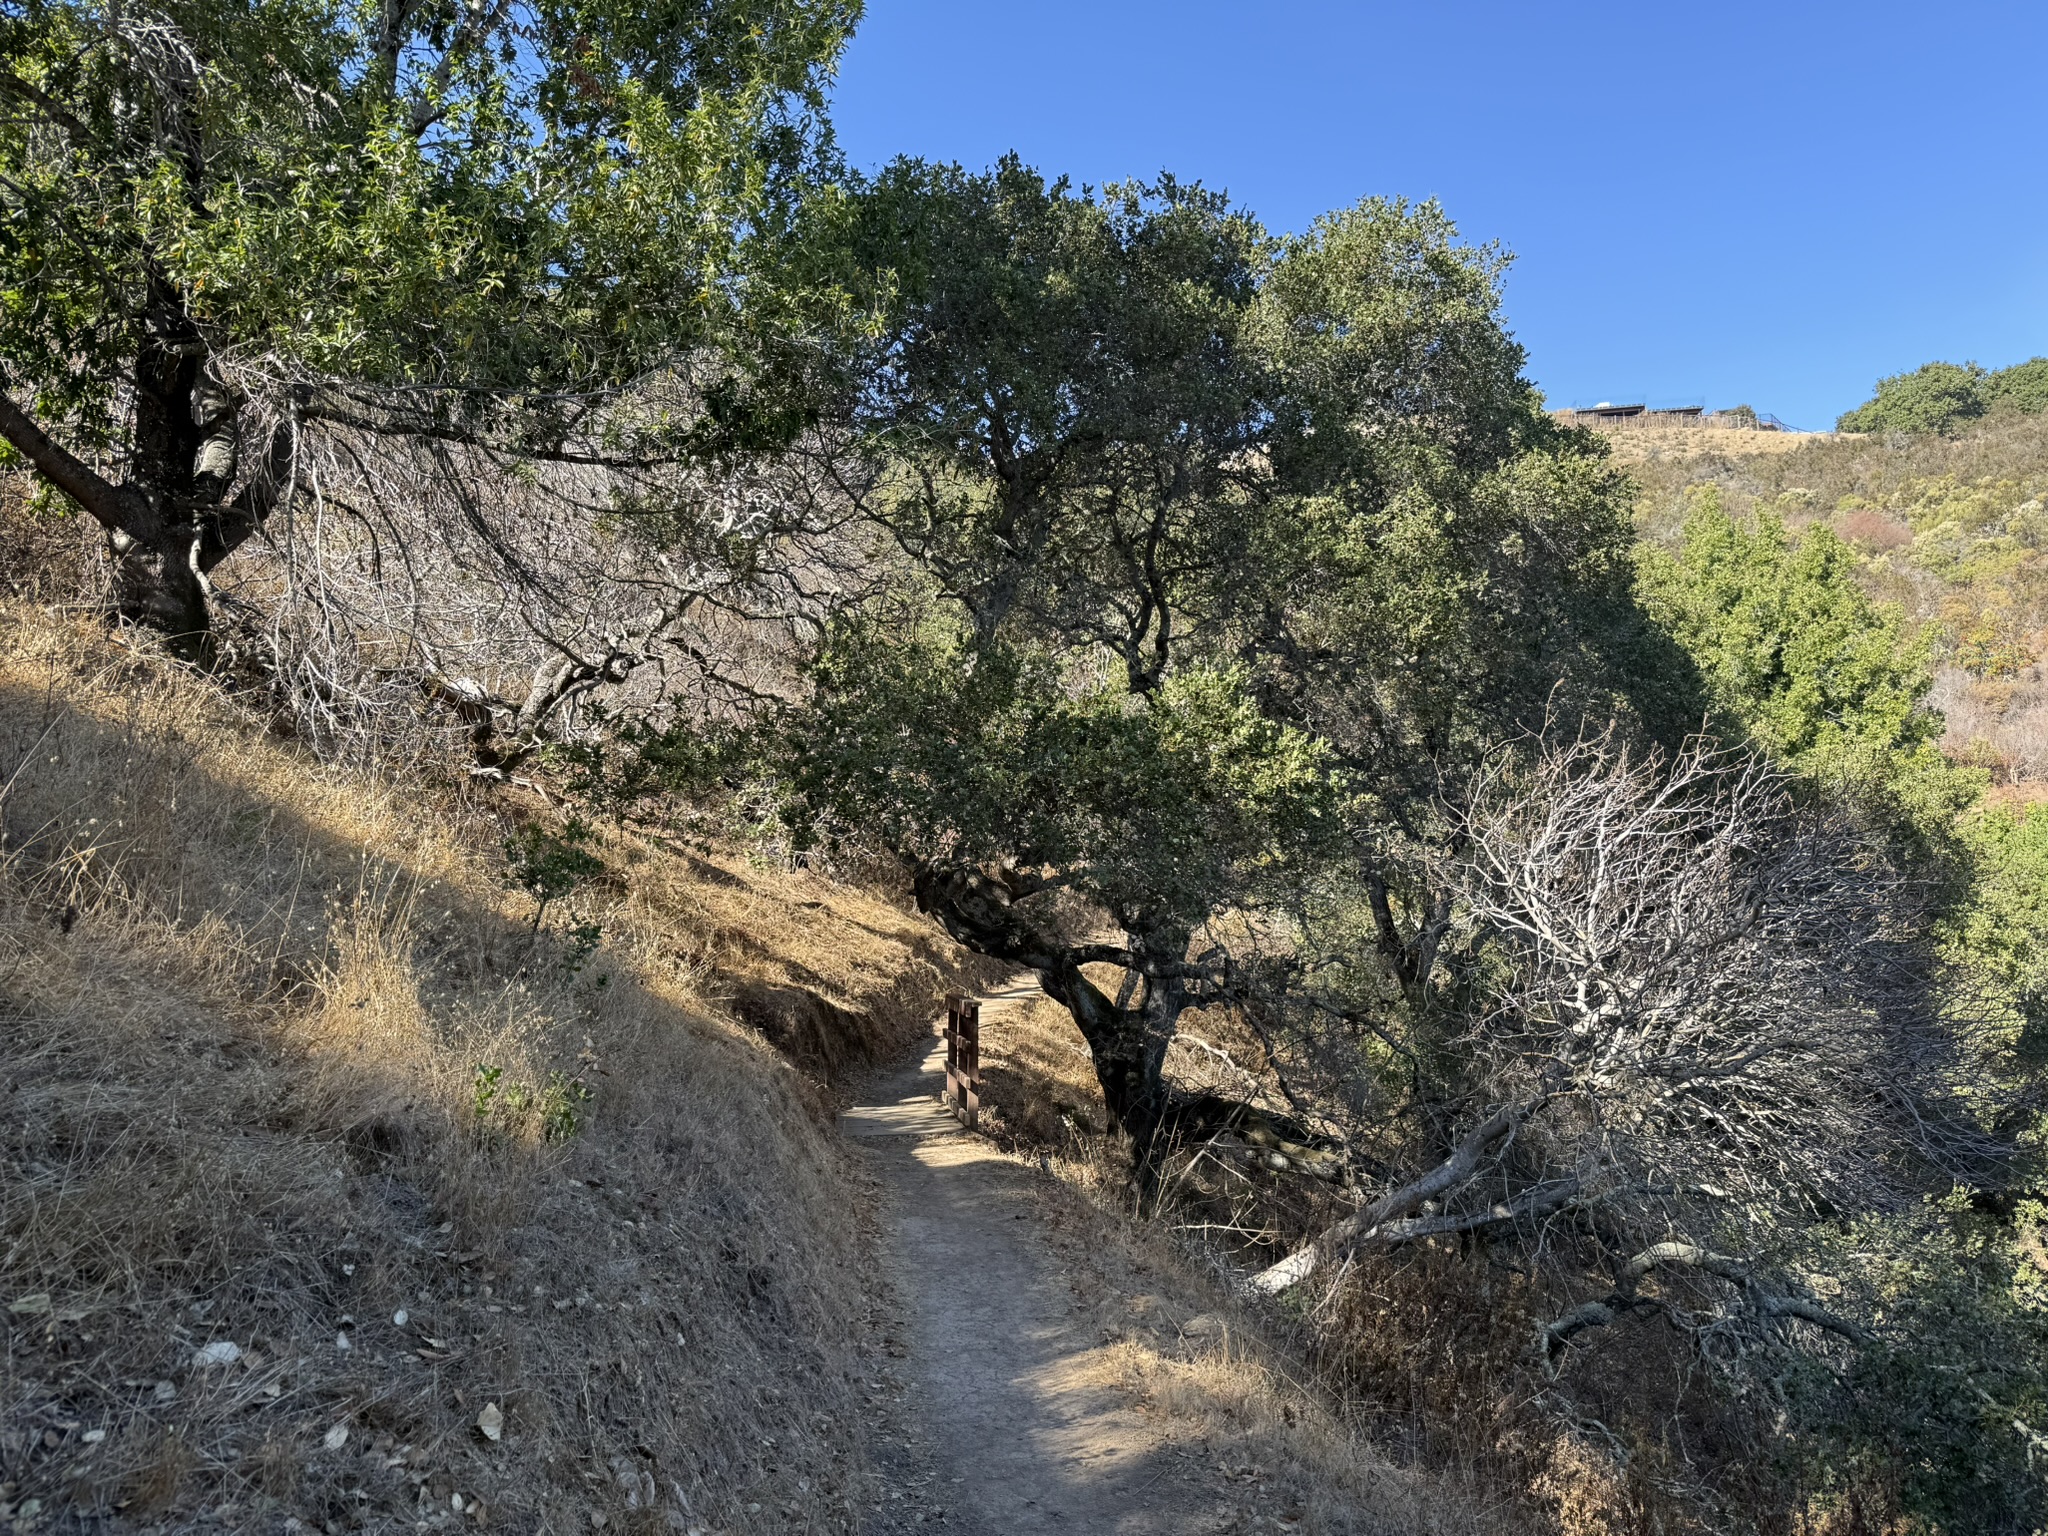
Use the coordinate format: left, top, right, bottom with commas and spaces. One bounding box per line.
1585, 424, 1833, 465
0, 601, 992, 1534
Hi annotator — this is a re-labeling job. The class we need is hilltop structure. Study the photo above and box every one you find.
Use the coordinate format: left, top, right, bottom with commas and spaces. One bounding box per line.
1553, 402, 1792, 431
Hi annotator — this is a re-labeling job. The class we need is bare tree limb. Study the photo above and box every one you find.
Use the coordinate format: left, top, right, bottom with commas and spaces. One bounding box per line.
0, 391, 156, 540
1250, 1094, 1547, 1293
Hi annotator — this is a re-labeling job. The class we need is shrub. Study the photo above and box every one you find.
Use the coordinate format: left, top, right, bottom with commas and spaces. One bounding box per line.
1839, 357, 2048, 436
1835, 508, 1913, 551
502, 817, 605, 933
1988, 356, 2048, 416
1838, 361, 1988, 436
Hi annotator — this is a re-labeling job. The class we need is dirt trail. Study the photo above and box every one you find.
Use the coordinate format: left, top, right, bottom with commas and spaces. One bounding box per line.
843, 981, 1243, 1535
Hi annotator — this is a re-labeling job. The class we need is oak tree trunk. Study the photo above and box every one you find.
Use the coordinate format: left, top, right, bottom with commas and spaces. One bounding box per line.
911, 861, 1191, 1184
0, 312, 290, 662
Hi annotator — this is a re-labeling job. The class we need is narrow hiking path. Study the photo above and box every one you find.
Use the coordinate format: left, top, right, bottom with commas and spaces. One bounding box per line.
842, 980, 1250, 1535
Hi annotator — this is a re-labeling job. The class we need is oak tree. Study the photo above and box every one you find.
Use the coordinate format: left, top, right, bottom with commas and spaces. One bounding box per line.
0, 0, 855, 655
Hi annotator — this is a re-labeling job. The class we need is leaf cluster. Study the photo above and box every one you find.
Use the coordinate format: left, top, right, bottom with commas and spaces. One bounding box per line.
784, 608, 1334, 930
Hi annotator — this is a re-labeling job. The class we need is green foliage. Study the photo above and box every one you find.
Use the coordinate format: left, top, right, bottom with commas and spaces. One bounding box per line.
1789, 1203, 2048, 1533
472, 1064, 593, 1143
769, 167, 1655, 948
1251, 197, 1538, 480
560, 921, 606, 977
1838, 357, 2048, 436
810, 155, 1270, 657
502, 817, 605, 932
0, 0, 857, 428
1839, 362, 1989, 436
1988, 357, 2048, 417
1245, 202, 1674, 783
1638, 487, 1976, 840
1948, 803, 2048, 1050
544, 721, 762, 828
1637, 455, 2048, 1533
785, 613, 1335, 927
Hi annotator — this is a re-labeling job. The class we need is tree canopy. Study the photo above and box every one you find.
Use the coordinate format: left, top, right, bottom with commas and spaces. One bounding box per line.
767, 161, 1664, 1170
0, 0, 857, 647
1837, 355, 2048, 435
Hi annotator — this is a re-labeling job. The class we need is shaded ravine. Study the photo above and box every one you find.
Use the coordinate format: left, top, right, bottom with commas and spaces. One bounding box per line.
844, 981, 1239, 1535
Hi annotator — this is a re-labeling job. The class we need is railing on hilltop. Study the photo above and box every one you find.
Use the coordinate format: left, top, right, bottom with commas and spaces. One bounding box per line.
1553, 406, 1799, 433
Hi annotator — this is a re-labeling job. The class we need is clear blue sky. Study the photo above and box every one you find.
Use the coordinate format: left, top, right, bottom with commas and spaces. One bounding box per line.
827, 2, 2048, 431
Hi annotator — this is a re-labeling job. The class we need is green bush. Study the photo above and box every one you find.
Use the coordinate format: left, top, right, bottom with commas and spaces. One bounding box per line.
502, 817, 605, 934
1987, 356, 2048, 417
1838, 361, 1988, 436
1789, 1203, 2048, 1533
1839, 357, 2048, 435
1635, 487, 1970, 841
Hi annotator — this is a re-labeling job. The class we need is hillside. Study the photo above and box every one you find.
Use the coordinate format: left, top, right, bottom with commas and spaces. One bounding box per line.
1590, 423, 1832, 464
5, 6, 2043, 1518
1, 597, 1515, 1536
1625, 409, 2048, 791
0, 601, 991, 1532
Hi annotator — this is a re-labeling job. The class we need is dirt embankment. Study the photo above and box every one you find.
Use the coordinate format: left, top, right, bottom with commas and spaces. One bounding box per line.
0, 605, 987, 1534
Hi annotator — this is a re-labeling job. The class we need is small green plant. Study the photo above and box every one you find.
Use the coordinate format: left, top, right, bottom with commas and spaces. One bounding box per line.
472, 1063, 592, 1143
502, 816, 605, 933
561, 920, 604, 975
471, 1062, 506, 1122
537, 1071, 593, 1142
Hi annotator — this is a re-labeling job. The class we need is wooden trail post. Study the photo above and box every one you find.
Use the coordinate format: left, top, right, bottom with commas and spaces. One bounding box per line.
945, 993, 981, 1130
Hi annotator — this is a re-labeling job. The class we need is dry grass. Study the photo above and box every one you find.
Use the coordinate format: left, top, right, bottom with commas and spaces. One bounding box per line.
1078, 1332, 1500, 1535
968, 966, 1809, 1535
0, 602, 985, 1534
972, 986, 1117, 1158
969, 982, 1545, 1535
1592, 426, 1833, 465
1929, 663, 2048, 789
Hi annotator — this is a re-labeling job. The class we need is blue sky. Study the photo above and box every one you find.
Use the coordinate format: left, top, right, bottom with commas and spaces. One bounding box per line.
827, 2, 2048, 431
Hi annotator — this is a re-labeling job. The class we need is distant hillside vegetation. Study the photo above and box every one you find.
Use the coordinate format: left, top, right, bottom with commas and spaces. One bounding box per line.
1631, 406, 2048, 790
1838, 356, 2048, 435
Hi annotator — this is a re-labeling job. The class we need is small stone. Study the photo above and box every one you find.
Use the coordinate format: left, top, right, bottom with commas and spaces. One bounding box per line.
152, 1380, 177, 1403
393, 1310, 409, 1328
193, 1340, 241, 1369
